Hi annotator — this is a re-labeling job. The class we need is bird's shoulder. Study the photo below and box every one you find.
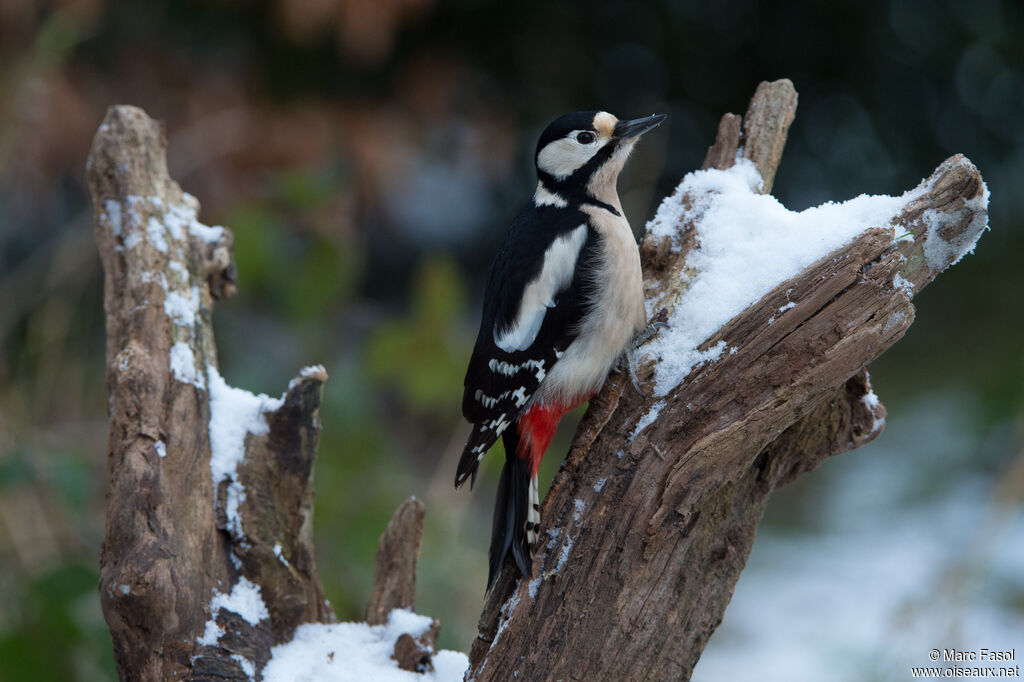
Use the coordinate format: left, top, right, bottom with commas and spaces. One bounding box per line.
461, 203, 600, 421
485, 203, 596, 319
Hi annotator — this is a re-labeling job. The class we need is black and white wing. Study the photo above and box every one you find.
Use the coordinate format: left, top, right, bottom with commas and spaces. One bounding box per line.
455, 205, 597, 488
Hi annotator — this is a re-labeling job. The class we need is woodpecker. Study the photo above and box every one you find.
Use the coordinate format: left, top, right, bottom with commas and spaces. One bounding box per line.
455, 110, 666, 589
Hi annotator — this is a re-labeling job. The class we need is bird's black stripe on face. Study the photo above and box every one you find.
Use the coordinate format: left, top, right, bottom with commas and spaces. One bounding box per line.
537, 141, 619, 203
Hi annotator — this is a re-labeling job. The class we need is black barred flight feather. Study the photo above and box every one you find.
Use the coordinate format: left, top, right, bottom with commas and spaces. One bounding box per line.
455, 203, 599, 489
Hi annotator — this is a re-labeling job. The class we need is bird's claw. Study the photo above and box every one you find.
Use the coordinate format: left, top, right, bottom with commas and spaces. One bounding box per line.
618, 321, 669, 397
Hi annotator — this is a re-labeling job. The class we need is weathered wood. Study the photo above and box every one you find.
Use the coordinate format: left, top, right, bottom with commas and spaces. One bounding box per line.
366, 496, 426, 625
393, 618, 441, 673
466, 82, 986, 681
740, 78, 798, 193
700, 113, 741, 171
89, 105, 332, 681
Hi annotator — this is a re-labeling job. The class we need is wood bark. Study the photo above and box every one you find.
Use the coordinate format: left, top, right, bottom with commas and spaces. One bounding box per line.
91, 105, 440, 680
466, 80, 988, 681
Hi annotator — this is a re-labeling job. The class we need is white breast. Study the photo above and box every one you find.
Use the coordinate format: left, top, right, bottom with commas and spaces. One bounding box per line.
534, 204, 645, 406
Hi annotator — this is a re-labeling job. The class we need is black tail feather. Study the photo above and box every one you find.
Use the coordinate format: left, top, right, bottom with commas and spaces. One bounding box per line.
455, 423, 497, 490
487, 431, 532, 590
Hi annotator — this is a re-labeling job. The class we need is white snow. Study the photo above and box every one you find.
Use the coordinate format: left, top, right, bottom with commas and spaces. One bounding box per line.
232, 655, 256, 678
207, 366, 284, 539
163, 194, 225, 243
921, 181, 990, 272
289, 364, 327, 389
198, 577, 270, 646
105, 199, 122, 236
593, 477, 607, 493
545, 527, 561, 551
146, 216, 169, 253
892, 273, 915, 295
642, 160, 989, 396
630, 400, 665, 441
140, 271, 168, 289
573, 498, 585, 522
212, 577, 269, 626
154, 441, 167, 458
300, 364, 326, 378
860, 388, 885, 434
122, 231, 142, 250
492, 584, 521, 645
264, 611, 467, 682
169, 342, 205, 389
554, 534, 574, 573
164, 286, 200, 327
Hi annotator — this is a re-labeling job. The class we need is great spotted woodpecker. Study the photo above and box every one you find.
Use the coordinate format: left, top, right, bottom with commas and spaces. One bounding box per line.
455, 110, 666, 588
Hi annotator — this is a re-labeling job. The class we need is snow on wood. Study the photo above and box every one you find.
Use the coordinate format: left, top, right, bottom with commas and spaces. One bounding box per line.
263, 609, 468, 682
207, 366, 284, 541
642, 159, 989, 397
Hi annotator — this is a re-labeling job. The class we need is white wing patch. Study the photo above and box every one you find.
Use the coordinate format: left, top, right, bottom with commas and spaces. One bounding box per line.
494, 224, 587, 352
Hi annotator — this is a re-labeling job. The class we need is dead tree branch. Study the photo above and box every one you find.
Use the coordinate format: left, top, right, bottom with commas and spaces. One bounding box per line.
467, 80, 988, 681
88, 106, 443, 680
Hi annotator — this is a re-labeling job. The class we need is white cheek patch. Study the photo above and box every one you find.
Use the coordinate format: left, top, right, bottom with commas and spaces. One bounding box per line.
537, 134, 609, 180
494, 224, 588, 352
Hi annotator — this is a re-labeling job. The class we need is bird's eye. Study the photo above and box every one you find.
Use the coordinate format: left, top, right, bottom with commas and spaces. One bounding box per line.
576, 131, 596, 144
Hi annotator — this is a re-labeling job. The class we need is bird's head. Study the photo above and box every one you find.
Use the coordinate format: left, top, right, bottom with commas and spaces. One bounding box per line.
533, 110, 666, 209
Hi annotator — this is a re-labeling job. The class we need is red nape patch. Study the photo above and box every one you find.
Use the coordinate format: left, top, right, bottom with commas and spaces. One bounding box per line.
517, 402, 575, 477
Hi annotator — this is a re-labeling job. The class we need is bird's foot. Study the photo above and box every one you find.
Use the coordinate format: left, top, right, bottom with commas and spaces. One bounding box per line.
617, 321, 669, 397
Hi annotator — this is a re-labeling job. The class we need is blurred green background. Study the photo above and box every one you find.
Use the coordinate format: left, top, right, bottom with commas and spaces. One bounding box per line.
1, 1, 1022, 680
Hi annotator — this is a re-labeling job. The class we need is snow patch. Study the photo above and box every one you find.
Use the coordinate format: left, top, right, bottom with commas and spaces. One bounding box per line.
154, 441, 167, 458
643, 160, 943, 396
164, 286, 200, 327
921, 181, 989, 272
289, 364, 327, 389
882, 310, 906, 335
164, 194, 225, 244
169, 342, 205, 389
892, 273, 914, 295
232, 655, 255, 679
631, 400, 665, 441
861, 389, 885, 434
593, 477, 607, 493
207, 366, 284, 540
146, 216, 169, 253
554, 534, 574, 573
198, 577, 270, 647
263, 609, 467, 682
545, 527, 561, 552
105, 200, 122, 236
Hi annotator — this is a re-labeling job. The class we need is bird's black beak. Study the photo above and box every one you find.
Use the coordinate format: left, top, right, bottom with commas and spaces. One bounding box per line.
613, 114, 667, 139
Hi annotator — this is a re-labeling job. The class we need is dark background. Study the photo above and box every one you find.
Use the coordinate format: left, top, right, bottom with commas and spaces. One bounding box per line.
1, 1, 1021, 679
